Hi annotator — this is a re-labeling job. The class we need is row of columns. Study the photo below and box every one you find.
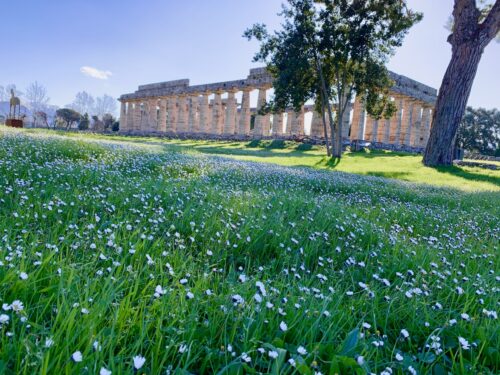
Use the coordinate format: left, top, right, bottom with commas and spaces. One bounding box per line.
120, 86, 315, 137
120, 89, 433, 148
350, 94, 433, 148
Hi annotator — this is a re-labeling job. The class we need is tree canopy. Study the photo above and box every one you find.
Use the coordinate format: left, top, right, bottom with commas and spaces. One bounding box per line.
56, 108, 81, 129
457, 107, 500, 156
245, 0, 421, 157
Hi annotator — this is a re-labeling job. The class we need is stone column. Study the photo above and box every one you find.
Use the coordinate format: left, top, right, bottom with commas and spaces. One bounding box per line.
420, 106, 432, 148
401, 98, 414, 146
120, 101, 127, 132
272, 113, 284, 136
390, 95, 404, 144
167, 96, 178, 133
239, 89, 251, 135
188, 94, 199, 133
289, 107, 305, 136
134, 102, 142, 133
382, 118, 391, 144
224, 90, 237, 135
341, 101, 353, 140
310, 111, 323, 138
410, 102, 423, 147
254, 87, 270, 136
198, 93, 210, 133
350, 98, 366, 141
371, 119, 379, 142
148, 99, 158, 132
125, 102, 134, 133
158, 98, 167, 133
364, 116, 374, 141
212, 92, 223, 134
177, 95, 188, 133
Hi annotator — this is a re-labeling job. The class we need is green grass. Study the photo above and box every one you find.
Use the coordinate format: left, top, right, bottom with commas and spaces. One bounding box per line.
0, 127, 498, 374
23, 129, 499, 191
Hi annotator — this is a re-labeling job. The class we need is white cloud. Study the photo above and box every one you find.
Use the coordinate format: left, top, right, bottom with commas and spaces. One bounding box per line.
80, 66, 112, 80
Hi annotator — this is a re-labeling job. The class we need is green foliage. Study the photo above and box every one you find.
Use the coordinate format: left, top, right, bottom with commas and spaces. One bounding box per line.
56, 108, 81, 129
78, 113, 90, 130
244, 0, 421, 156
102, 113, 116, 130
456, 107, 500, 156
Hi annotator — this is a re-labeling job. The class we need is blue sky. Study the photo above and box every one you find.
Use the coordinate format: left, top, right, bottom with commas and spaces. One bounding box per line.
1, 0, 498, 109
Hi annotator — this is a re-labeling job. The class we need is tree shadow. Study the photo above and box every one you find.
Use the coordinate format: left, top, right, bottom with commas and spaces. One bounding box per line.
434, 165, 500, 188
317, 157, 341, 168
348, 150, 416, 159
365, 171, 411, 180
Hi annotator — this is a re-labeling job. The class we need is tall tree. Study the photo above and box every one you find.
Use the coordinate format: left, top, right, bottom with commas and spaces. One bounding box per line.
94, 94, 117, 118
25, 81, 50, 113
423, 0, 500, 166
245, 0, 420, 157
56, 108, 81, 130
71, 91, 95, 116
456, 107, 500, 156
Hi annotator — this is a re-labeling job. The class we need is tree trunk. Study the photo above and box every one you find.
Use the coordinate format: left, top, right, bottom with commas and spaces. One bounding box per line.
423, 41, 484, 166
316, 59, 333, 156
331, 110, 343, 158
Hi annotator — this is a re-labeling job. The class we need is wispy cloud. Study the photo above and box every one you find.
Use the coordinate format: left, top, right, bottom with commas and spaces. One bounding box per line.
80, 66, 113, 80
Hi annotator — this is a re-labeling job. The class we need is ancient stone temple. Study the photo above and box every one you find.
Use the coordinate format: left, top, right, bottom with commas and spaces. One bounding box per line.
119, 68, 437, 150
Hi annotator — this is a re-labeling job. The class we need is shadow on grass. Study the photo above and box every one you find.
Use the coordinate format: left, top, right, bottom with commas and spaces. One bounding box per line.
348, 149, 416, 159
315, 157, 341, 168
365, 171, 412, 180
435, 165, 500, 188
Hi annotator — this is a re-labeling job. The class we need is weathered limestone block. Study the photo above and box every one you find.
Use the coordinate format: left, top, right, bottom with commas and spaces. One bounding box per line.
409, 102, 423, 147
400, 99, 414, 145
148, 99, 158, 132
272, 113, 284, 135
420, 106, 432, 147
120, 102, 127, 132
389, 95, 404, 144
224, 91, 237, 135
381, 118, 391, 144
364, 116, 374, 141
310, 111, 324, 138
198, 94, 210, 133
212, 92, 223, 134
133, 102, 142, 133
177, 95, 188, 133
125, 102, 135, 132
254, 87, 270, 136
239, 89, 251, 135
167, 96, 178, 133
350, 98, 365, 140
188, 95, 200, 132
158, 99, 167, 133
371, 119, 379, 142
289, 108, 304, 136
341, 101, 353, 140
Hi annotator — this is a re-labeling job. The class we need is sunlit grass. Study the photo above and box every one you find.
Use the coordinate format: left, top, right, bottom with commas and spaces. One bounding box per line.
0, 127, 498, 374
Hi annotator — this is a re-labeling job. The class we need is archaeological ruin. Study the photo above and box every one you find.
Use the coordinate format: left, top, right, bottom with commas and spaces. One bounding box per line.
119, 68, 437, 150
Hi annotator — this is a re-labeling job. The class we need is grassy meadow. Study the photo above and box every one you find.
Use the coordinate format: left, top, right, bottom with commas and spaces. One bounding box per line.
0, 127, 498, 374
24, 130, 499, 192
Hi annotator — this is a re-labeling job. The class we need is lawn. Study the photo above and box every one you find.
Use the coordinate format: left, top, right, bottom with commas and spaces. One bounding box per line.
0, 127, 498, 374
24, 130, 499, 192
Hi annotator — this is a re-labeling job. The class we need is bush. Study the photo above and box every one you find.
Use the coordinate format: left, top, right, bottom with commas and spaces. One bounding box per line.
78, 113, 89, 130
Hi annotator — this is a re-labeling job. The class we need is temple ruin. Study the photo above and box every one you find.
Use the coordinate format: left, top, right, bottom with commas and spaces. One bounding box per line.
119, 68, 437, 150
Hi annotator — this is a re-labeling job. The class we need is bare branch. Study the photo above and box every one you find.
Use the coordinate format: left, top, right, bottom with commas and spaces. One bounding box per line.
478, 0, 500, 46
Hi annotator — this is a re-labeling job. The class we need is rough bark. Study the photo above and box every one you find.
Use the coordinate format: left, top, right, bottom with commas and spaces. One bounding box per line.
423, 0, 500, 166
423, 42, 484, 165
